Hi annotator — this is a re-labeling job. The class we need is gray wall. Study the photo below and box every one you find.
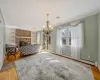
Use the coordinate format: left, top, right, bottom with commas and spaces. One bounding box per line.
81, 14, 98, 62
98, 13, 100, 67
52, 14, 98, 63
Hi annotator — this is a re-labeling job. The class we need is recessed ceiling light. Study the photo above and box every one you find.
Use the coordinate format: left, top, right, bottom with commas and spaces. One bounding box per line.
56, 16, 60, 19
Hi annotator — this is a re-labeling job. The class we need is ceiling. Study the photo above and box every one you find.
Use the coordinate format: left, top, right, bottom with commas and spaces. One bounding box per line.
0, 0, 100, 31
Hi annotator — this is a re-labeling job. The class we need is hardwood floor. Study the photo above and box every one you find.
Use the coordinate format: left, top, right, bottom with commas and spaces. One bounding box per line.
0, 53, 100, 80
0, 66, 99, 80
0, 67, 18, 80
91, 66, 100, 80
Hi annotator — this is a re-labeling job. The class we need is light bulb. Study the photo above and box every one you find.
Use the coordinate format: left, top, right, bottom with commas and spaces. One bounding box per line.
43, 26, 45, 28
49, 25, 51, 28
49, 25, 53, 29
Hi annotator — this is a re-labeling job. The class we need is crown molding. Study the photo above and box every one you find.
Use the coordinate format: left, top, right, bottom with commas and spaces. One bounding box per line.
6, 25, 34, 32
54, 9, 100, 28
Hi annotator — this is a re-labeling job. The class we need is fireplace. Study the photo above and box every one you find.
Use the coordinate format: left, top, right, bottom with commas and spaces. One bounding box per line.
19, 41, 28, 47
15, 29, 31, 47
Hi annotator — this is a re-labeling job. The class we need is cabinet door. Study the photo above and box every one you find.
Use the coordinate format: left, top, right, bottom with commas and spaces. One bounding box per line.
0, 10, 5, 70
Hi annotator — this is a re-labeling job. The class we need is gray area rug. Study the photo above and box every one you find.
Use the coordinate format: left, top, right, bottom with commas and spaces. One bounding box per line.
15, 52, 94, 80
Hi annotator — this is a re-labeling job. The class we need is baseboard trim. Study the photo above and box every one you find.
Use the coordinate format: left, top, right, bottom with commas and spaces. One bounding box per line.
51, 51, 95, 66
98, 64, 100, 71
79, 59, 95, 65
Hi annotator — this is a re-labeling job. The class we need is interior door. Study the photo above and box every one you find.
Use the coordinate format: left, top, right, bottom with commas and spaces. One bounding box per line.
0, 10, 5, 70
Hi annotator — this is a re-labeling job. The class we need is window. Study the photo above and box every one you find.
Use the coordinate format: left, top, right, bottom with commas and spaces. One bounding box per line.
61, 28, 71, 46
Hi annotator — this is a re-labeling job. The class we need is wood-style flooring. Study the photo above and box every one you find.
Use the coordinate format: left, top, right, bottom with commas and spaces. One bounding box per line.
0, 53, 100, 80
91, 66, 100, 80
0, 67, 18, 80
0, 66, 100, 80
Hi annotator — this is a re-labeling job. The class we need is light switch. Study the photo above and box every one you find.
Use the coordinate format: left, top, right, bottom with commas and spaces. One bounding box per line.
88, 56, 90, 58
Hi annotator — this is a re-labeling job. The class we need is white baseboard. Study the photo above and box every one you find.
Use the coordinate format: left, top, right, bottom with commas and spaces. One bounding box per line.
79, 59, 95, 65
98, 64, 100, 71
52, 51, 95, 65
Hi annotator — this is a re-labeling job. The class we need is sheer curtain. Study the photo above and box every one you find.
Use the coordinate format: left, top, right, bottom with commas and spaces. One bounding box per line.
37, 32, 41, 44
56, 29, 62, 55
71, 22, 83, 59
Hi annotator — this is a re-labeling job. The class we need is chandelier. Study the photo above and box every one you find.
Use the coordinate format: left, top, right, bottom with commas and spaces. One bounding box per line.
43, 14, 53, 35
43, 14, 53, 50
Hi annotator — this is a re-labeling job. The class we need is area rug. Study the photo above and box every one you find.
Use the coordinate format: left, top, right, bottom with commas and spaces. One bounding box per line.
1, 62, 15, 72
15, 52, 94, 80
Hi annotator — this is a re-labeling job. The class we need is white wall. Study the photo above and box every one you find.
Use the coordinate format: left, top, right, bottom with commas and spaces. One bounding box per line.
6, 27, 37, 45
6, 27, 15, 45
36, 31, 43, 44
0, 10, 5, 70
56, 29, 62, 54
0, 0, 100, 31
31, 32, 37, 44
51, 27, 57, 52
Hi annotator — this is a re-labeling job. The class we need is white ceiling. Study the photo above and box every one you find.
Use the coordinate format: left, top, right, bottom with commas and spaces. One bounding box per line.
0, 0, 100, 31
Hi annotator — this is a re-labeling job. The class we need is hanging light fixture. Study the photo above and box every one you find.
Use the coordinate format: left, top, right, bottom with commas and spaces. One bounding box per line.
43, 14, 53, 50
43, 14, 53, 35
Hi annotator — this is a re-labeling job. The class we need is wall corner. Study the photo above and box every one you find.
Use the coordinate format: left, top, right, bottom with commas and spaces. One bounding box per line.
98, 64, 100, 71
